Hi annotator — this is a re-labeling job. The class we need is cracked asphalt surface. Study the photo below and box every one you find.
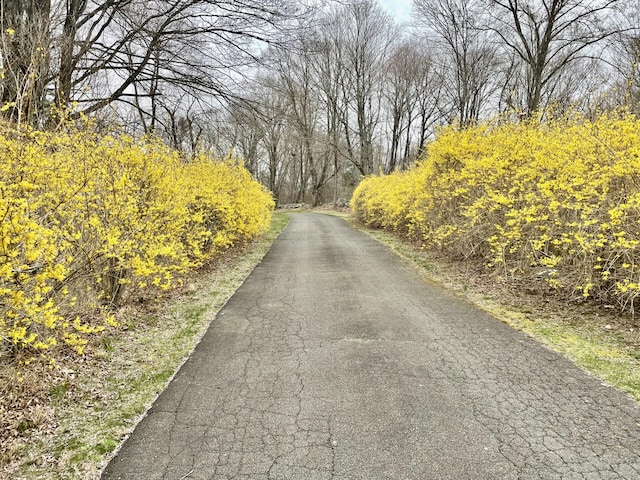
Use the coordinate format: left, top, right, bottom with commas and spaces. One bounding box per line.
102, 213, 640, 480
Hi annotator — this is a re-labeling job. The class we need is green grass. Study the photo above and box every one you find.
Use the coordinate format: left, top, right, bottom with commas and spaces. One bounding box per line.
8, 213, 290, 480
11, 209, 636, 478
480, 299, 640, 400
352, 217, 640, 403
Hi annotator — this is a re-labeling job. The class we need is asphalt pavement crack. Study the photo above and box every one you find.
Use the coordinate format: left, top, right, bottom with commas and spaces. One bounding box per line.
102, 213, 640, 480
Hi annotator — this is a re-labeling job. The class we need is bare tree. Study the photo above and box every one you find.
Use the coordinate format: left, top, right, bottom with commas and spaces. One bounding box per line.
272, 32, 341, 205
334, 0, 397, 175
384, 39, 443, 171
484, 0, 622, 115
0, 0, 52, 126
312, 21, 351, 203
601, 1, 640, 112
250, 81, 290, 201
161, 98, 206, 158
412, 45, 444, 159
226, 101, 264, 177
414, 0, 499, 126
385, 41, 415, 172
1, 0, 301, 127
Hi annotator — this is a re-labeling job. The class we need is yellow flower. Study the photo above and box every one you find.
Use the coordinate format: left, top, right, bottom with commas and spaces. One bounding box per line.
0, 122, 272, 363
351, 109, 640, 315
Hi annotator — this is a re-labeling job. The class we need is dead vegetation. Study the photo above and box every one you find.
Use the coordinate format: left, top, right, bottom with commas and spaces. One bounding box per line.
0, 213, 289, 480
354, 221, 640, 402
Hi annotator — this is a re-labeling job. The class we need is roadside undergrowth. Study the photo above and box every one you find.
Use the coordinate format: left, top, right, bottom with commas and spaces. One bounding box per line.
352, 112, 640, 317
351, 220, 640, 403
0, 213, 289, 480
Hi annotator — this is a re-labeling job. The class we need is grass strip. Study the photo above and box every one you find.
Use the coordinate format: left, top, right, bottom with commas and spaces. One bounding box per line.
8, 213, 289, 480
351, 220, 640, 403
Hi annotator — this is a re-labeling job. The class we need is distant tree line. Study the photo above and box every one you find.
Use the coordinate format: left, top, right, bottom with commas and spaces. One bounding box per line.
1, 0, 639, 205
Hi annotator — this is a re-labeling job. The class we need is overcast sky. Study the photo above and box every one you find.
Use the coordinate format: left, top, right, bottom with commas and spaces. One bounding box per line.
377, 0, 412, 23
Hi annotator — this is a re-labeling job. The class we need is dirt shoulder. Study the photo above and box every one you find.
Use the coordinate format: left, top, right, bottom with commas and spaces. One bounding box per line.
0, 214, 290, 480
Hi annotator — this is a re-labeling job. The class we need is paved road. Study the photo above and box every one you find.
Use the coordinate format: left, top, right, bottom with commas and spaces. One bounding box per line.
102, 213, 640, 480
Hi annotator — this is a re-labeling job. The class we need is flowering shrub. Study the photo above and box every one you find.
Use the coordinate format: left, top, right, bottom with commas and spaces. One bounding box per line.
0, 125, 273, 360
352, 111, 640, 313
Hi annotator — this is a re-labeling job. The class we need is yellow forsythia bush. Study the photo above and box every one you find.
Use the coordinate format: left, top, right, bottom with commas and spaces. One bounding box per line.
352, 111, 640, 313
0, 124, 273, 360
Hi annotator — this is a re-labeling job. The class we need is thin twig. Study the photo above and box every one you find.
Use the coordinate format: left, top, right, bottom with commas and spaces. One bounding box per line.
180, 469, 194, 480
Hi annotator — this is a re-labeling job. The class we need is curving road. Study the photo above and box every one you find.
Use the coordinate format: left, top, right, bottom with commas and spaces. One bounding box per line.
102, 213, 640, 480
